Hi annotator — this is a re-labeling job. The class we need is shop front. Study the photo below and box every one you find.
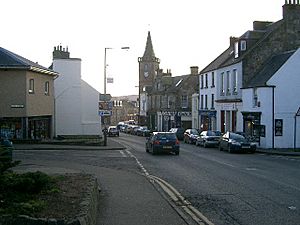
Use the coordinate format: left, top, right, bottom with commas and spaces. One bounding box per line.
0, 116, 52, 140
199, 110, 217, 131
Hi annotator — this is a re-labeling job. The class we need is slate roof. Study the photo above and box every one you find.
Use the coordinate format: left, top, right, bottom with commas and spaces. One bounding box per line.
0, 47, 58, 75
200, 20, 283, 74
245, 50, 295, 88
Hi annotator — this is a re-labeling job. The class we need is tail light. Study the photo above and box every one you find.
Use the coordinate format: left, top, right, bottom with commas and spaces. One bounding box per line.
154, 140, 160, 145
175, 139, 180, 145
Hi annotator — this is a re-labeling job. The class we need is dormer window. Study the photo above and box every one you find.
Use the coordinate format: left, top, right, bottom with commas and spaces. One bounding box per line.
240, 40, 247, 51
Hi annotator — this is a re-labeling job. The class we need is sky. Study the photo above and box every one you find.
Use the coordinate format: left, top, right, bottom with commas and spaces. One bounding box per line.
1, 0, 284, 97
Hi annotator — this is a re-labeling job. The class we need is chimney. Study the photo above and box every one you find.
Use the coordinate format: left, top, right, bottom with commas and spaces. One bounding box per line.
190, 66, 199, 75
230, 36, 239, 47
52, 45, 70, 59
283, 0, 300, 20
253, 21, 273, 31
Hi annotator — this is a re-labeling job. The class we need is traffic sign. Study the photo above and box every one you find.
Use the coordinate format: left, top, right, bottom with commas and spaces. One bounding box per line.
296, 107, 300, 116
99, 110, 112, 116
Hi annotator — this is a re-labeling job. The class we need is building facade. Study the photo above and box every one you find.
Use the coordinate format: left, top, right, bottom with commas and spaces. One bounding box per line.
0, 47, 58, 139
52, 46, 101, 136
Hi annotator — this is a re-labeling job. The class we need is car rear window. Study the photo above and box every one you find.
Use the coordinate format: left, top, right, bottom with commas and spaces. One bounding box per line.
156, 133, 177, 140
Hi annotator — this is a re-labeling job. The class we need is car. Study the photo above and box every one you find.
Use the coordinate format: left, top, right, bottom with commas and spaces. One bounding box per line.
137, 126, 151, 137
196, 130, 222, 147
107, 126, 119, 137
219, 131, 256, 153
169, 127, 185, 140
183, 128, 200, 144
145, 132, 180, 155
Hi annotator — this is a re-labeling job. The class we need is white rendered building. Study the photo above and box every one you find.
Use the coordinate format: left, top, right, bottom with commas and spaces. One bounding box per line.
52, 46, 101, 136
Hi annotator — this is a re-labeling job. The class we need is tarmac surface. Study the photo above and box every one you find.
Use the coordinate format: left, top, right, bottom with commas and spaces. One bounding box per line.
13, 139, 300, 225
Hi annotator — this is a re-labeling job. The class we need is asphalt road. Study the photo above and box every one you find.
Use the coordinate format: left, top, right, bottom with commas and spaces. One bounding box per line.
13, 133, 300, 225
116, 133, 300, 225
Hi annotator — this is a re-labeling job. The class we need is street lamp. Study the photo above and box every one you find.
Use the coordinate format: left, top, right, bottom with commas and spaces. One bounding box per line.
104, 47, 130, 96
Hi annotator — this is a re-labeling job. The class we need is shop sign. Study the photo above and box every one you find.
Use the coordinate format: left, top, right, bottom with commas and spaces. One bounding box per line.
11, 104, 24, 108
275, 119, 283, 136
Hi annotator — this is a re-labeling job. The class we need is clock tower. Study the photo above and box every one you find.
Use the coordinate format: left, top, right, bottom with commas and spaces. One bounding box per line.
138, 31, 160, 94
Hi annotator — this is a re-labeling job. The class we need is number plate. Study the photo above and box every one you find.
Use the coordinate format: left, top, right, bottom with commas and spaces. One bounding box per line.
163, 146, 172, 149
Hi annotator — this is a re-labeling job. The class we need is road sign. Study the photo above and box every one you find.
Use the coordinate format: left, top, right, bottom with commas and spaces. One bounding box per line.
98, 110, 112, 116
296, 107, 300, 116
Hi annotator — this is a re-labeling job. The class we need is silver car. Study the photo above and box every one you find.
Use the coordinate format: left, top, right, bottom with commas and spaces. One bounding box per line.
196, 130, 222, 148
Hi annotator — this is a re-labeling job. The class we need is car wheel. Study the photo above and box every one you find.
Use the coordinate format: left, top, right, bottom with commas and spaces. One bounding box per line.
175, 151, 179, 155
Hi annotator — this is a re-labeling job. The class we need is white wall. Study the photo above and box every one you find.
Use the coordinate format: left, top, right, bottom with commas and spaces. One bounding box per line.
267, 49, 300, 148
53, 58, 101, 136
242, 49, 300, 148
81, 80, 101, 134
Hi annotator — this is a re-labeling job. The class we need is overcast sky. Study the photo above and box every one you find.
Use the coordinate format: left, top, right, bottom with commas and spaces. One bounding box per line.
1, 0, 284, 97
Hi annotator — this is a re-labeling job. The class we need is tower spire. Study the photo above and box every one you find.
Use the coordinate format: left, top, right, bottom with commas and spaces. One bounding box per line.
143, 31, 156, 59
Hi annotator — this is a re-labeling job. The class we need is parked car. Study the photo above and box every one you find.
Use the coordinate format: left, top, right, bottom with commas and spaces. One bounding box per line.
107, 126, 119, 137
0, 135, 14, 162
219, 131, 256, 153
183, 128, 200, 144
137, 126, 151, 137
169, 127, 185, 140
145, 132, 180, 155
196, 130, 222, 147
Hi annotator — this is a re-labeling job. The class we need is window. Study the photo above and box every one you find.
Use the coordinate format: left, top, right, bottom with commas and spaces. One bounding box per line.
220, 72, 225, 95
167, 96, 171, 108
29, 79, 34, 94
205, 95, 208, 109
45, 81, 49, 95
205, 74, 208, 88
200, 95, 203, 109
240, 40, 247, 51
211, 72, 215, 87
200, 75, 204, 89
181, 95, 188, 108
211, 94, 215, 109
226, 71, 230, 95
232, 69, 238, 94
253, 88, 258, 107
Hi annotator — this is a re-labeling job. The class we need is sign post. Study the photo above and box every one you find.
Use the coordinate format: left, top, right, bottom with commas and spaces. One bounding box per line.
294, 107, 300, 149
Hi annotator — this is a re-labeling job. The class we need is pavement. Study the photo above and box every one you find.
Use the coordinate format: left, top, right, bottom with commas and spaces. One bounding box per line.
13, 139, 300, 225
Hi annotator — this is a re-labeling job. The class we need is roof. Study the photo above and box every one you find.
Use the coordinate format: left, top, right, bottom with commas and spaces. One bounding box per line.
245, 50, 295, 88
0, 47, 58, 76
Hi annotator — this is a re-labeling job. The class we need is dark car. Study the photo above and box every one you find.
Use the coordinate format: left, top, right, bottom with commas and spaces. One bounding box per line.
196, 130, 222, 147
183, 128, 200, 144
169, 128, 185, 140
219, 131, 256, 153
145, 132, 180, 155
107, 126, 119, 137
137, 126, 151, 137
0, 135, 14, 162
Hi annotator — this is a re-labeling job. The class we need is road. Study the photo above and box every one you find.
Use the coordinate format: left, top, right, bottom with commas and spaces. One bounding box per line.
116, 133, 300, 225
14, 133, 300, 225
